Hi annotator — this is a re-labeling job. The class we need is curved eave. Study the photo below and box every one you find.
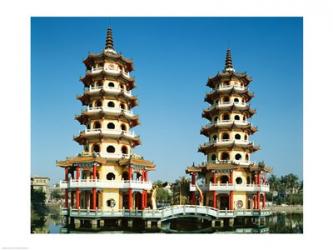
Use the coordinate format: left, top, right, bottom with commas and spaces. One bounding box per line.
77, 91, 138, 108
198, 143, 260, 154
56, 155, 107, 168
80, 71, 135, 90
185, 166, 206, 174
75, 112, 140, 128
249, 164, 273, 173
202, 105, 256, 120
205, 89, 254, 104
206, 71, 252, 89
73, 133, 141, 146
83, 51, 134, 71
200, 124, 258, 136
118, 158, 156, 170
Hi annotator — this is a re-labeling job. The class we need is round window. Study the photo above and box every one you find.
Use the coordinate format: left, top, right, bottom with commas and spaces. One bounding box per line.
235, 154, 242, 160
107, 122, 115, 129
236, 177, 243, 184
237, 200, 243, 209
107, 199, 116, 208
107, 145, 115, 153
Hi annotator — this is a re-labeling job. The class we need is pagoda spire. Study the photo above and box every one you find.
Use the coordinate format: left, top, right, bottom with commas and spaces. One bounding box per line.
224, 48, 235, 72
105, 27, 114, 50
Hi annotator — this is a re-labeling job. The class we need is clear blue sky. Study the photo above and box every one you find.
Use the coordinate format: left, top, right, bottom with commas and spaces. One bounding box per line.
31, 17, 303, 184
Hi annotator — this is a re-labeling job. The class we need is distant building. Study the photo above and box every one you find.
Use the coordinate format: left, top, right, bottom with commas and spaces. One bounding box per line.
31, 176, 50, 202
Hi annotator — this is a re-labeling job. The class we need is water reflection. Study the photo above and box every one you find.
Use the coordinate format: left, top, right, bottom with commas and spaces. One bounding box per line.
32, 213, 303, 234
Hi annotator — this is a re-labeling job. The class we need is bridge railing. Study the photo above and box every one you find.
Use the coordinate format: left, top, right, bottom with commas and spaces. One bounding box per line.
61, 205, 272, 218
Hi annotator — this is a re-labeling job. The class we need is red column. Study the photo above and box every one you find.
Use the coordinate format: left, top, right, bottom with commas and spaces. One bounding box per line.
257, 192, 260, 210
65, 168, 68, 208
212, 172, 217, 208
76, 166, 80, 209
128, 166, 133, 210
229, 171, 233, 210
229, 191, 234, 210
263, 192, 266, 208
71, 191, 74, 208
92, 165, 97, 210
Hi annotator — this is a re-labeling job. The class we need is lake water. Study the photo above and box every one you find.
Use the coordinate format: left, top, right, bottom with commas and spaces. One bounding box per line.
32, 212, 303, 234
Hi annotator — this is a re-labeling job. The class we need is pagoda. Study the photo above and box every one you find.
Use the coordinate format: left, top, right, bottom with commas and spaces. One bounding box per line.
186, 49, 271, 211
57, 28, 155, 225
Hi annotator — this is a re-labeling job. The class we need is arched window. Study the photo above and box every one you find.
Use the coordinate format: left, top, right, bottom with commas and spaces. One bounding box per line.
235, 134, 241, 140
107, 122, 115, 129
234, 98, 239, 103
214, 116, 218, 122
108, 101, 115, 108
120, 84, 124, 90
121, 124, 127, 131
235, 153, 242, 160
93, 144, 100, 153
87, 124, 91, 129
93, 121, 101, 129
107, 145, 115, 153
122, 172, 129, 180
211, 154, 217, 161
221, 152, 230, 160
222, 133, 230, 140
120, 103, 126, 110
236, 177, 243, 184
244, 135, 248, 140
223, 114, 230, 120
221, 175, 229, 183
84, 145, 89, 152
245, 154, 249, 161
234, 115, 240, 120
121, 146, 128, 154
223, 97, 230, 103
95, 100, 102, 107
212, 135, 218, 142
106, 172, 116, 180
97, 81, 103, 87
108, 82, 115, 88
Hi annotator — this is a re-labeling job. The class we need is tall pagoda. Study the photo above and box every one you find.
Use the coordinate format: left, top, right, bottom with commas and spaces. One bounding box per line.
186, 49, 271, 211
57, 28, 155, 222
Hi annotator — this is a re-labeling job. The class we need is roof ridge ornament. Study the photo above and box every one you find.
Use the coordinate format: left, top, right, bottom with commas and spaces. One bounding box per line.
224, 48, 235, 73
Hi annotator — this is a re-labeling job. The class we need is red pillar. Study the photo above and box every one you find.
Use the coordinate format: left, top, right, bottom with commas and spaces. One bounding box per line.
128, 166, 133, 210
91, 165, 97, 210
65, 168, 68, 208
71, 191, 74, 208
229, 191, 234, 210
191, 173, 197, 205
257, 192, 260, 210
229, 171, 233, 210
76, 166, 80, 209
263, 192, 266, 208
212, 172, 217, 208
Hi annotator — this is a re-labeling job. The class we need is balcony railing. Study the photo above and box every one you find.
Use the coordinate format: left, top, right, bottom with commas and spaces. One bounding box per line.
86, 85, 132, 96
87, 67, 131, 79
82, 129, 137, 138
59, 179, 152, 190
207, 85, 247, 95
84, 106, 135, 117
200, 139, 251, 148
202, 120, 249, 130
190, 183, 269, 192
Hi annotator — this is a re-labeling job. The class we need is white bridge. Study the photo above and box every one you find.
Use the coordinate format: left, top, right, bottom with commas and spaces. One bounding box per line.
62, 205, 272, 221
